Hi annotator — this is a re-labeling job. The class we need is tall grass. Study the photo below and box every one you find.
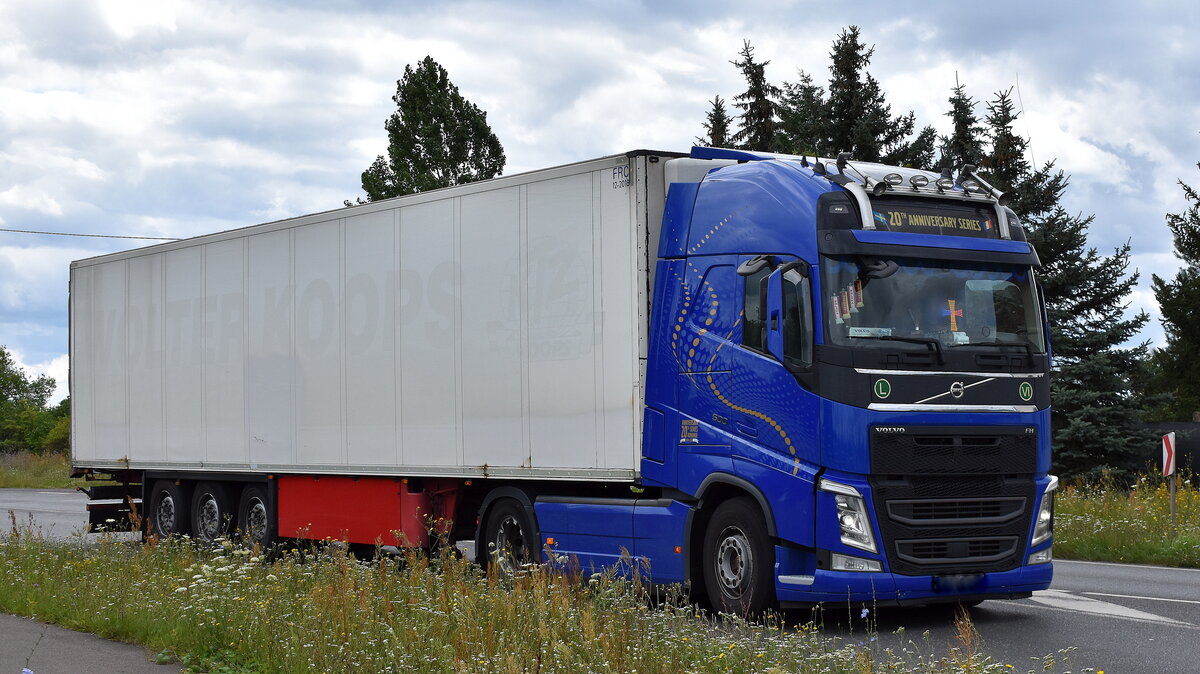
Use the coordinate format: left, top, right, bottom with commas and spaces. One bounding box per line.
0, 452, 89, 489
1055, 471, 1200, 567
0, 523, 1012, 673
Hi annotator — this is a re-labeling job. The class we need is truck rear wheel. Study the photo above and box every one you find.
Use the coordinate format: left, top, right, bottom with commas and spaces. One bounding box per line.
149, 480, 190, 539
237, 485, 276, 550
703, 496, 775, 617
484, 499, 534, 576
191, 482, 233, 544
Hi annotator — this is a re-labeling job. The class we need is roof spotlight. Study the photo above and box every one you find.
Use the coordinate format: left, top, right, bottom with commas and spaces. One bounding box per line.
962, 179, 981, 193
935, 176, 953, 191
884, 173, 903, 186
909, 175, 929, 190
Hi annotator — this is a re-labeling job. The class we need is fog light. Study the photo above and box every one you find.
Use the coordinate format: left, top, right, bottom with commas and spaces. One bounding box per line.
831, 553, 882, 572
1028, 548, 1052, 565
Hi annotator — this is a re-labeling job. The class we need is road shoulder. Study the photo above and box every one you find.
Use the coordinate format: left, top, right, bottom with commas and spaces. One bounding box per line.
1, 613, 178, 674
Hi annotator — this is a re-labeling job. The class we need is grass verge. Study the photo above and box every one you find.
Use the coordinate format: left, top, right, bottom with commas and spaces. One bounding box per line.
1055, 471, 1200, 567
0, 452, 95, 489
0, 526, 1020, 673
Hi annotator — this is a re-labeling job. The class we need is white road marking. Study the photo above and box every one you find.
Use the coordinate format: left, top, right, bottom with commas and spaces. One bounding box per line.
1030, 589, 1188, 625
1056, 559, 1200, 573
1083, 592, 1200, 606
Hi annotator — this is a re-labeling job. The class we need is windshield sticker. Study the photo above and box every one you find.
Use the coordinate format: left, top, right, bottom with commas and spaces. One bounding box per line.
942, 299, 963, 331
840, 290, 852, 320
850, 327, 892, 338
854, 279, 865, 309
832, 294, 843, 324
845, 285, 858, 314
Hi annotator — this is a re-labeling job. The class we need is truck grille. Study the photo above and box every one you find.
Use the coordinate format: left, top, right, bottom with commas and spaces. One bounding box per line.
869, 426, 1037, 576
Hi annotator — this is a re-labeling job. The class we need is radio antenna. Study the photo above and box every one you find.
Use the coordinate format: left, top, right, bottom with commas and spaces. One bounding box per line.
1015, 71, 1037, 168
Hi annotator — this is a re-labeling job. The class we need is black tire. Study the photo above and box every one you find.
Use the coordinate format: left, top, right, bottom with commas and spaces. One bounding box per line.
191, 482, 233, 544
149, 480, 190, 539
237, 485, 277, 550
483, 499, 535, 576
703, 496, 775, 617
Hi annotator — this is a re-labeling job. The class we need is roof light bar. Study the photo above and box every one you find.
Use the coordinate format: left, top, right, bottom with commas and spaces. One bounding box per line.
909, 175, 929, 190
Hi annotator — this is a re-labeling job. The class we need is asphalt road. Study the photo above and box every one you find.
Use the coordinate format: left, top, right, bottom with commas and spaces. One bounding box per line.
3, 488, 1198, 672
808, 560, 1200, 672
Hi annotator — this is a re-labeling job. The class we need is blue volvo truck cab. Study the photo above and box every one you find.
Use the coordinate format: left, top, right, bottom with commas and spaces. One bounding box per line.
633, 147, 1055, 613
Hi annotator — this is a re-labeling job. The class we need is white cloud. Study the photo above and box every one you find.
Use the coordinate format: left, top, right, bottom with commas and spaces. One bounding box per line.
0, 185, 63, 215
95, 0, 179, 40
0, 245, 92, 310
0, 0, 1196, 360
5, 347, 68, 405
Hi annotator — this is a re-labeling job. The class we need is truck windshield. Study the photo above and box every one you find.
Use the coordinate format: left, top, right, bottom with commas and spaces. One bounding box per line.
822, 256, 1046, 354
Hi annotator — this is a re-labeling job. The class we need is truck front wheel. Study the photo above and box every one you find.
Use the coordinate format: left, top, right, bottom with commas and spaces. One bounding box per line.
191, 482, 233, 544
484, 499, 534, 576
702, 497, 775, 616
149, 480, 190, 539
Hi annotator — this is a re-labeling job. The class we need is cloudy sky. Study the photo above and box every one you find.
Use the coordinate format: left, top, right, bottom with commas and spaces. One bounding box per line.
2, 0, 1198, 403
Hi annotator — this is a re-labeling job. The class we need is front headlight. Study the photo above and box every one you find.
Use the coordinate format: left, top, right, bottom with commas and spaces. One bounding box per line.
819, 478, 877, 553
1031, 475, 1058, 546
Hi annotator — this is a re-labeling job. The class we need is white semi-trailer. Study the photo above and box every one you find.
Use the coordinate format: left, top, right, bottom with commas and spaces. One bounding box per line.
73, 148, 1056, 613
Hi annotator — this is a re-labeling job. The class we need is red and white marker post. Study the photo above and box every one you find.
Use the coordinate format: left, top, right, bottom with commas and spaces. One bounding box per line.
1163, 432, 1177, 535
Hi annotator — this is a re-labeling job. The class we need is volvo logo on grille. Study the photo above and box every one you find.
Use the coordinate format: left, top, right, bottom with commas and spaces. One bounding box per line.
950, 381, 965, 399
875, 427, 907, 433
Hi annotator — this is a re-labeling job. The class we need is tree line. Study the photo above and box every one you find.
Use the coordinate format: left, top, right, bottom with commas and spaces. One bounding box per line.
702, 27, 1199, 480
7, 33, 1197, 483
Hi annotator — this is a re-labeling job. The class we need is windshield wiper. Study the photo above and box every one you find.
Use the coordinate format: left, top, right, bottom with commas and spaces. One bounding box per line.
852, 334, 945, 365
949, 338, 1035, 359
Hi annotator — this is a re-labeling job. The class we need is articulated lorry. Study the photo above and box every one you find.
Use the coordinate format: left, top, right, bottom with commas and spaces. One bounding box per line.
72, 147, 1055, 613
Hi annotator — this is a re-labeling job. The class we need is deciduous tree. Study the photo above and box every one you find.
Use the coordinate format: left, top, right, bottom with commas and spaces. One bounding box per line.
357, 56, 505, 202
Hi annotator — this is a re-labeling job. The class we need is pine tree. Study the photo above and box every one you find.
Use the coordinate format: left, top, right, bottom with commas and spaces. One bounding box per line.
974, 88, 1153, 480
696, 95, 733, 147
729, 41, 781, 152
818, 26, 928, 164
979, 89, 1067, 219
357, 56, 505, 202
938, 83, 985, 169
888, 125, 938, 169
1149, 164, 1200, 420
777, 71, 827, 156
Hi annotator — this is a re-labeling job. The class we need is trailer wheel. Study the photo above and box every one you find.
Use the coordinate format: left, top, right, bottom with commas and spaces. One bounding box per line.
484, 499, 534, 576
149, 480, 190, 539
237, 485, 277, 550
702, 496, 775, 616
191, 482, 233, 544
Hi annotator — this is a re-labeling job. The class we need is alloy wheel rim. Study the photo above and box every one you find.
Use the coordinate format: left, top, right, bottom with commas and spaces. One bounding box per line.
493, 514, 526, 575
246, 499, 268, 543
197, 495, 220, 541
156, 493, 175, 534
716, 526, 753, 596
